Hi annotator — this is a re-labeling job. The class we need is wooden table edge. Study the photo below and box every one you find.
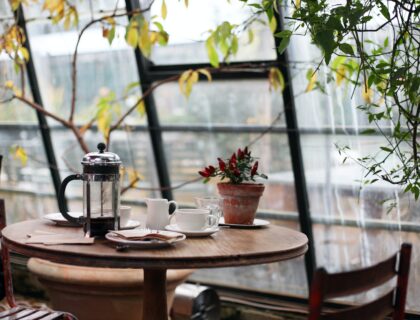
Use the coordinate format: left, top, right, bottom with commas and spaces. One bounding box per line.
3, 236, 308, 269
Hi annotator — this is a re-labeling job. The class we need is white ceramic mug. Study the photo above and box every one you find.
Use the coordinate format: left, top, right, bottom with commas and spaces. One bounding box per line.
145, 198, 178, 230
170, 209, 218, 231
119, 206, 131, 228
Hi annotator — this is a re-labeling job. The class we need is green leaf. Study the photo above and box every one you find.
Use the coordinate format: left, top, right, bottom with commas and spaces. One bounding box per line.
361, 128, 376, 134
206, 37, 219, 67
248, 29, 254, 44
339, 43, 354, 55
274, 30, 292, 38
231, 35, 238, 54
380, 146, 393, 153
123, 81, 140, 95
277, 36, 290, 55
378, 1, 390, 20
315, 30, 335, 64
107, 26, 115, 45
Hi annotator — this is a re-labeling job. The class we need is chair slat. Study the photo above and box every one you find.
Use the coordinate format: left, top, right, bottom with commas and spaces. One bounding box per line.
2, 309, 36, 320
19, 310, 50, 320
37, 312, 64, 320
0, 308, 24, 319
0, 199, 6, 232
324, 253, 397, 298
322, 290, 394, 320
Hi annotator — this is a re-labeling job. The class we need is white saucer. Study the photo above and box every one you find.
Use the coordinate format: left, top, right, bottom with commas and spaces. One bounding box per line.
44, 213, 140, 230
43, 212, 83, 227
119, 220, 141, 230
105, 231, 186, 249
165, 224, 220, 237
219, 217, 270, 228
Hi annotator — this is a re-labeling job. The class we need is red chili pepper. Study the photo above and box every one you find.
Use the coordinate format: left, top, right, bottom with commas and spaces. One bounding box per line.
233, 168, 241, 176
198, 170, 210, 178
237, 148, 244, 159
251, 161, 259, 176
208, 165, 216, 175
218, 158, 226, 171
229, 152, 237, 165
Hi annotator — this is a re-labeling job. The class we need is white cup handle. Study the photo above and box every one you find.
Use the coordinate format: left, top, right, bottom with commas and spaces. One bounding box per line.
168, 201, 178, 224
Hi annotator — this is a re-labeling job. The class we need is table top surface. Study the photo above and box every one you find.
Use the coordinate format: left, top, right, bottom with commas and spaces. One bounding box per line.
2, 219, 308, 269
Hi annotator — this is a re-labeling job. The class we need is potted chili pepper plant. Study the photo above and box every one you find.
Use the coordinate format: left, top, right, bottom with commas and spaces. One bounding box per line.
199, 147, 268, 225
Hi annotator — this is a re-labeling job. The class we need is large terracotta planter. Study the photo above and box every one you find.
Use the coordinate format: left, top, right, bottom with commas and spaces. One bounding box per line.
27, 258, 192, 320
217, 183, 265, 225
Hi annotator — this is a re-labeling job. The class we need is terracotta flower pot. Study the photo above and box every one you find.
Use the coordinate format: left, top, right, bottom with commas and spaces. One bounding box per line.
217, 183, 265, 225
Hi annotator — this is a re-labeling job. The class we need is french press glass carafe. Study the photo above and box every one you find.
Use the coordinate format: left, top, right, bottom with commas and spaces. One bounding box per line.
58, 143, 121, 237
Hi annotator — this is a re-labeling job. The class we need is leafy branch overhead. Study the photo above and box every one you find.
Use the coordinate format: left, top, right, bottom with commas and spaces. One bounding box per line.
1, 0, 418, 200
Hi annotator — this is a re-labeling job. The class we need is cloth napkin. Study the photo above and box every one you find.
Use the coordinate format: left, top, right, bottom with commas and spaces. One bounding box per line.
26, 230, 94, 245
109, 229, 183, 242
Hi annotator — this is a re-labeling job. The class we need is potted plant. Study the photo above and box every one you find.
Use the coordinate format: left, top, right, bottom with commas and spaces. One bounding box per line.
199, 147, 268, 225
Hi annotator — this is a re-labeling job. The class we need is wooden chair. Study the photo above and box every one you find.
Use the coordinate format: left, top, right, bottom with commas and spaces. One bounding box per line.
0, 199, 78, 319
308, 243, 412, 320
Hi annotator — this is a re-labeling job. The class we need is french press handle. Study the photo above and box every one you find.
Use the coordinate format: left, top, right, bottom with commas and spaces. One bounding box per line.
58, 174, 84, 226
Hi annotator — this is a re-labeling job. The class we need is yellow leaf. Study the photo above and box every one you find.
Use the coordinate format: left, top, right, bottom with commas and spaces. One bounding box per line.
178, 69, 192, 96
136, 99, 146, 116
305, 70, 317, 92
269, 16, 277, 33
296, 0, 301, 8
184, 0, 189, 7
161, 0, 167, 19
139, 21, 151, 56
19, 47, 29, 61
96, 108, 111, 139
11, 145, 27, 166
197, 69, 212, 81
362, 84, 373, 103
336, 65, 346, 86
5, 80, 14, 89
106, 17, 116, 26
268, 67, 285, 92
185, 71, 198, 97
126, 27, 138, 48
63, 12, 71, 29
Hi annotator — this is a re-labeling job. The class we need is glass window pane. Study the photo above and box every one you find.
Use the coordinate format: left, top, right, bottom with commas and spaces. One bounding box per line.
149, 0, 276, 64
24, 6, 145, 125
162, 132, 295, 212
155, 80, 286, 127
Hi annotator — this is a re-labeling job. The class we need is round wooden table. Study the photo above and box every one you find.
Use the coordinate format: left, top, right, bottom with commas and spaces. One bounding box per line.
2, 220, 308, 320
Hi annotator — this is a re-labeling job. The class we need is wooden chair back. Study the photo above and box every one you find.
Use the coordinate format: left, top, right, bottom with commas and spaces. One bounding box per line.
308, 243, 412, 320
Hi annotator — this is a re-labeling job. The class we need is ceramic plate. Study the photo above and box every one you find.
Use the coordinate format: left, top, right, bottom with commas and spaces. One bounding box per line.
218, 217, 270, 228
105, 231, 186, 249
165, 224, 220, 237
43, 212, 83, 227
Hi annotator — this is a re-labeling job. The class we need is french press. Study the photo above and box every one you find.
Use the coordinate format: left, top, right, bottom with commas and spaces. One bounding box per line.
58, 143, 121, 237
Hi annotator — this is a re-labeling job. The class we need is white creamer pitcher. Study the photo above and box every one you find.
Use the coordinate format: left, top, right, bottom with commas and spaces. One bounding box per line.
145, 198, 178, 230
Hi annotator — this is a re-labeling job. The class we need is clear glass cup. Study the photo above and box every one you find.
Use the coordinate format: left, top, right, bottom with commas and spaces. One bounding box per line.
194, 197, 223, 226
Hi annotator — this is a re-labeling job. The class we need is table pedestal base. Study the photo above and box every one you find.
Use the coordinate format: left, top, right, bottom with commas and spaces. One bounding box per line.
142, 269, 168, 320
